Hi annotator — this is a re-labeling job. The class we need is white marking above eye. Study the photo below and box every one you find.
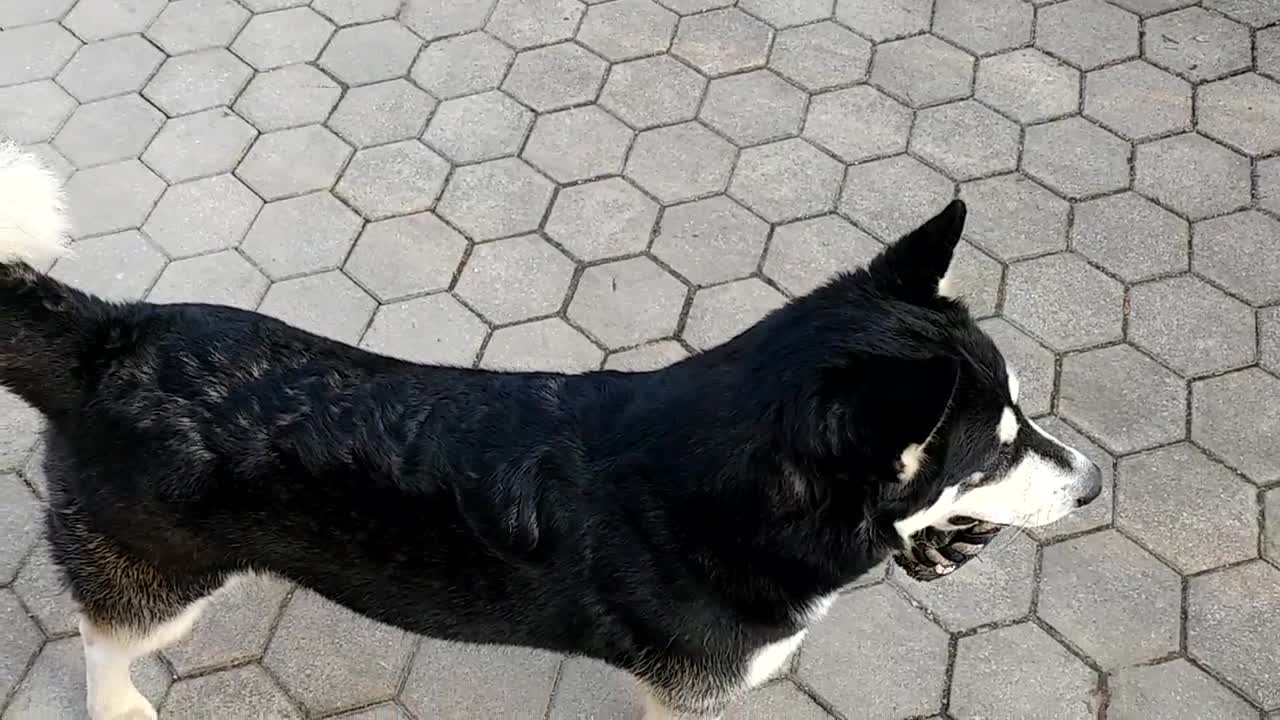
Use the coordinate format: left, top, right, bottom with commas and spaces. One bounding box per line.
998, 407, 1019, 444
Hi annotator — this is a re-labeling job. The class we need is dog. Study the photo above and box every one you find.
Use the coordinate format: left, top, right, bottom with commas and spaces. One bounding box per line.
0, 141, 1101, 720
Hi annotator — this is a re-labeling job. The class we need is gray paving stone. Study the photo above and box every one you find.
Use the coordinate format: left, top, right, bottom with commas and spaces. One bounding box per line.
683, 278, 787, 351
331, 704, 410, 720
1108, 658, 1258, 720
1084, 60, 1191, 141
840, 156, 953, 242
237, 124, 351, 201
0, 22, 80, 87
424, 91, 531, 165
1266, 486, 1280, 565
403, 640, 559, 718
54, 94, 163, 169
456, 235, 574, 324
833, 0, 932, 43
146, 0, 250, 55
577, 0, 677, 62
0, 471, 39, 583
410, 32, 514, 101
1039, 529, 1181, 669
1204, 0, 1280, 26
700, 70, 805, 147
671, 8, 772, 77
1135, 133, 1250, 221
481, 318, 604, 372
1070, 192, 1188, 283
979, 318, 1056, 418
241, 0, 310, 10
21, 143, 72, 184
143, 108, 257, 183
161, 664, 301, 719
870, 34, 975, 108
739, 0, 832, 28
959, 174, 1068, 262
1003, 252, 1122, 351
803, 86, 909, 163
361, 295, 487, 366
233, 63, 342, 133
162, 576, 292, 676
1198, 73, 1280, 157
934, 0, 1032, 56
50, 230, 165, 300
62, 0, 164, 42
798, 584, 948, 719
1260, 26, 1280, 82
328, 79, 437, 149
313, 0, 401, 25
1022, 117, 1129, 200
947, 241, 1002, 318
604, 340, 689, 371
487, 0, 583, 49
399, 0, 494, 41
64, 159, 166, 239
240, 192, 363, 279
732, 681, 835, 719
230, 7, 334, 71
334, 141, 450, 221
5, 637, 169, 717
1036, 0, 1138, 70
0, 0, 74, 28
768, 21, 870, 92
656, 0, 735, 12
1107, 0, 1195, 14
729, 138, 842, 223
763, 214, 880, 296
625, 122, 736, 204
898, 531, 1037, 632
1192, 368, 1280, 486
502, 42, 607, 112
1059, 344, 1187, 455
569, 257, 687, 349
975, 49, 1080, 124
258, 271, 377, 344
1193, 210, 1280, 305
950, 622, 1098, 720
144, 174, 261, 258
599, 55, 705, 129
143, 49, 253, 117
12, 540, 77, 637
1143, 7, 1252, 83
147, 250, 269, 309
345, 212, 467, 303
1262, 306, 1280, 376
523, 105, 632, 183
1187, 561, 1280, 708
910, 100, 1019, 181
546, 177, 658, 262
546, 657, 645, 720
55, 35, 163, 103
1129, 275, 1256, 377
1026, 417, 1116, 540
318, 20, 422, 87
0, 81, 76, 145
654, 195, 769, 286
438, 158, 555, 242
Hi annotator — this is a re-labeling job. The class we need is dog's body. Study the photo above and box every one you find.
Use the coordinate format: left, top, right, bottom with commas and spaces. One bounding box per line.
0, 142, 1101, 719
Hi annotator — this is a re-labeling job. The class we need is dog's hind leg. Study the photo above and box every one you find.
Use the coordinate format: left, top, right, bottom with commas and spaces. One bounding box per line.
79, 604, 209, 720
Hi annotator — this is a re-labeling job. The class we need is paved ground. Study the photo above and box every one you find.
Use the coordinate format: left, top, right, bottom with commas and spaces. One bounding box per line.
1, 0, 1279, 718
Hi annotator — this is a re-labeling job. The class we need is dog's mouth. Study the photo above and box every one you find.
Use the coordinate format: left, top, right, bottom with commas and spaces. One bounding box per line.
893, 517, 1007, 582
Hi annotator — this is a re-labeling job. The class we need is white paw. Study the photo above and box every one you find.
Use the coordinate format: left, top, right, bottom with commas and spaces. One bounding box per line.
89, 686, 157, 720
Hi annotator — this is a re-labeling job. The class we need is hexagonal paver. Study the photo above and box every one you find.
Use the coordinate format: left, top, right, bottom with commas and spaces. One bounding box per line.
1059, 345, 1187, 454
833, 0, 931, 43
1109, 658, 1258, 720
701, 70, 805, 147
604, 341, 689, 371
1194, 210, 1280, 305
683, 278, 787, 351
569, 258, 687, 349
502, 43, 607, 112
729, 138, 842, 223
545, 178, 658, 262
344, 212, 467, 303
161, 665, 301, 719
335, 141, 449, 221
64, 159, 166, 239
1036, 0, 1138, 70
1002, 253, 1122, 351
803, 86, 909, 163
53, 94, 163, 169
523, 106, 632, 183
144, 49, 253, 117
870, 34, 974, 108
424, 91, 533, 165
231, 7, 334, 70
12, 540, 77, 637
739, 0, 832, 28
456, 235, 574, 324
361, 295, 487, 366
1193, 368, 1280, 485
411, 32, 514, 101
1267, 486, 1280, 564
768, 21, 871, 92
0, 0, 75, 28
1144, 7, 1252, 83
840, 156, 953, 242
1205, 0, 1280, 26
438, 158, 555, 242
241, 192, 363, 279
910, 100, 1019, 181
979, 318, 1056, 417
143, 109, 258, 184
144, 175, 260, 259
763, 214, 880, 296
1261, 156, 1280, 216
547, 658, 646, 720
258, 271, 377, 344
625, 123, 736, 204
934, 0, 1032, 56
1135, 134, 1250, 221
1188, 561, 1280, 708
1070, 192, 1189, 282
1107, 0, 1195, 14
55, 35, 163, 103
0, 472, 39, 584
21, 144, 72, 184
317, 20, 420, 87
62, 0, 165, 41
4, 636, 170, 718
162, 577, 291, 676
481, 318, 604, 372
898, 531, 1036, 631
1198, 73, 1280, 157
975, 49, 1080, 124
799, 584, 948, 719
950, 623, 1097, 720
577, 0, 677, 62
1084, 61, 1191, 140
671, 8, 771, 77
1130, 275, 1256, 377
237, 125, 352, 201
486, 0, 583, 48
146, 0, 250, 55
328, 79, 436, 149
599, 55, 706, 129
234, 64, 342, 133
147, 251, 269, 309
958, 174, 1068, 262
400, 0, 494, 41
49, 231, 166, 301
332, 704, 410, 720
1022, 117, 1129, 199
655, 196, 769, 286
1261, 26, 1280, 82
402, 640, 559, 718
241, 0, 310, 10
0, 81, 76, 145
1262, 307, 1280, 376
1028, 417, 1115, 540
0, 23, 80, 87
948, 241, 1003, 318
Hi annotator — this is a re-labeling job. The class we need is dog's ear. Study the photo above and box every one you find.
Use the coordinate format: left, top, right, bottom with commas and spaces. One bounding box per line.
867, 199, 966, 304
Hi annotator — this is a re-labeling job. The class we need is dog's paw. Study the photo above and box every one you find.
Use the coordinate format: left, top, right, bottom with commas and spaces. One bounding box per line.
89, 687, 157, 720
894, 521, 1003, 582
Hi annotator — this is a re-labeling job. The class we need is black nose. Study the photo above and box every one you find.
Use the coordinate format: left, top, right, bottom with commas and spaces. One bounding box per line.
1076, 463, 1104, 507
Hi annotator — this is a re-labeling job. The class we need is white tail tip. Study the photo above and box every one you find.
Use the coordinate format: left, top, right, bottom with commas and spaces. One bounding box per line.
0, 140, 71, 265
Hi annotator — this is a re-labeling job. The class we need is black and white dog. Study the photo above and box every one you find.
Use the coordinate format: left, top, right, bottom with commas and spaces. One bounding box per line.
0, 143, 1101, 720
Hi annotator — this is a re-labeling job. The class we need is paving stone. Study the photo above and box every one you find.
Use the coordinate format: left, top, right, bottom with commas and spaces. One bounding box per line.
63, 159, 166, 238
1204, 0, 1280, 26
143, 108, 257, 184
1025, 417, 1115, 541
732, 680, 835, 719
12, 539, 77, 637
1070, 192, 1189, 282
833, 0, 932, 43
1134, 134, 1250, 221
545, 177, 658, 262
4, 636, 170, 719
53, 94, 163, 169
577, 0, 677, 62
329, 79, 437, 149
950, 622, 1098, 720
233, 63, 342, 133
1038, 529, 1181, 669
523, 106, 632, 183
147, 250, 269, 309
237, 125, 351, 201
1193, 210, 1280, 305
1261, 26, 1280, 82
700, 70, 805, 147
1192, 368, 1280, 486
502, 42, 607, 112
1022, 117, 1129, 199
318, 20, 422, 86
160, 664, 301, 719
569, 257, 687, 349
345, 212, 467, 303
1059, 344, 1186, 455
738, 0, 831, 28
798, 584, 948, 719
312, 0, 401, 25
1187, 561, 1280, 708
1084, 60, 1191, 141
144, 49, 253, 116
481, 318, 604, 372
1143, 7, 1251, 83
49, 230, 165, 300
0, 81, 75, 145
625, 122, 736, 204
546, 657, 645, 720
438, 158, 555, 242
729, 138, 842, 223
0, 0, 74, 28
655, 195, 769, 286
599, 55, 705, 129
330, 704, 410, 720
958, 174, 1068, 262
671, 8, 771, 77
55, 35, 162, 103
21, 143, 72, 183
231, 7, 334, 71
0, 22, 80, 87
934, 0, 1032, 56
898, 531, 1036, 632
683, 278, 787, 351
870, 34, 975, 108
1036, 0, 1138, 70
803, 86, 909, 164
399, 0, 495, 41
240, 192, 363, 279
840, 156, 953, 242
62, 0, 164, 41
403, 640, 559, 718
144, 175, 260, 259
763, 214, 880, 296
1108, 658, 1258, 720
1266, 486, 1280, 564
604, 340, 689, 371
258, 271, 377, 344
979, 318, 1055, 417
0, 471, 39, 583
1197, 73, 1280, 156
910, 100, 1019, 181
1262, 306, 1279, 376
424, 91, 532, 165
948, 241, 1003, 318
146, 0, 249, 55
975, 49, 1080, 124
1108, 0, 1195, 14
410, 32, 514, 101
335, 141, 450, 221
456, 235, 574, 324
1002, 253, 1121, 351
241, 0, 309, 10
768, 21, 869, 93
486, 0, 583, 49
656, 0, 735, 13
162, 576, 292, 676
1129, 275, 1256, 377
361, 295, 487, 366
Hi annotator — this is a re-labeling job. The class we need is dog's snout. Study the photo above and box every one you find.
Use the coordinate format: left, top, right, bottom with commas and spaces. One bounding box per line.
1075, 463, 1103, 507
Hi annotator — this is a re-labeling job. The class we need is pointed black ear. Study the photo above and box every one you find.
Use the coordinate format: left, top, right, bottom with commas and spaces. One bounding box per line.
867, 199, 966, 303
